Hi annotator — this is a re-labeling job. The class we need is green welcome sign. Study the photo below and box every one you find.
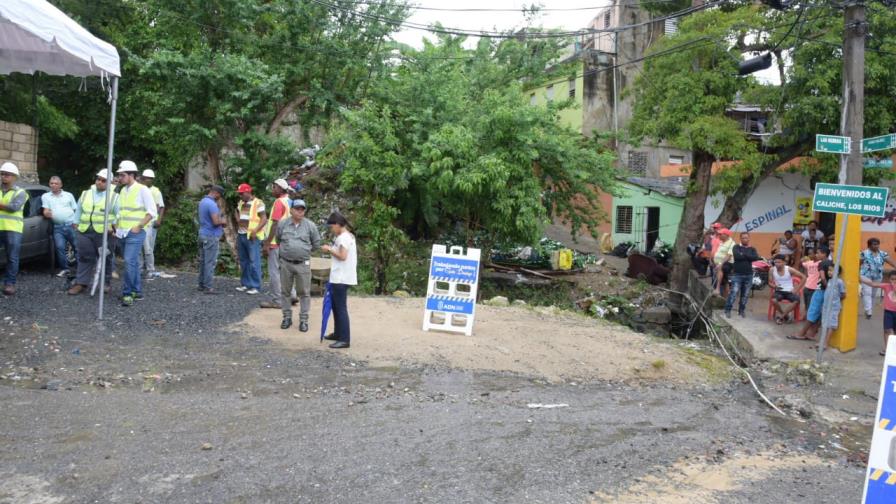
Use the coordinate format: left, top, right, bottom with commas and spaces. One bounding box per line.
812, 183, 889, 217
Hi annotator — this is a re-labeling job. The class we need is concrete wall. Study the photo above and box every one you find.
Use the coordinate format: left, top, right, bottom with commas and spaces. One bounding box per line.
0, 120, 38, 184
581, 3, 687, 178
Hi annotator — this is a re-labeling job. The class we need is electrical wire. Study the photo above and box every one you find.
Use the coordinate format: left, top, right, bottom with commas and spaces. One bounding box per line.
308, 0, 722, 39
338, 0, 689, 12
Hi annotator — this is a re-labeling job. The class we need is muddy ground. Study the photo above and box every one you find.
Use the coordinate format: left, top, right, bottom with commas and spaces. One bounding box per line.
0, 269, 868, 503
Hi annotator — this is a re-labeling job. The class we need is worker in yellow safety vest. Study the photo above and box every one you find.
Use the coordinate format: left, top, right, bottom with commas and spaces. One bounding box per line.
235, 183, 268, 295
260, 179, 294, 308
115, 160, 158, 306
67, 168, 119, 296
0, 162, 28, 296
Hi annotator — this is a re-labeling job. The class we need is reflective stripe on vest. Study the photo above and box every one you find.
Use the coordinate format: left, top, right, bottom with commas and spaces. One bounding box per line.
0, 187, 27, 233
78, 188, 117, 233
264, 196, 289, 245
119, 182, 148, 227
238, 197, 266, 240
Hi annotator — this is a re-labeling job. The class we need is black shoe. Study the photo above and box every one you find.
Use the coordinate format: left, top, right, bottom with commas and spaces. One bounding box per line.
328, 341, 350, 349
281, 318, 292, 330
299, 321, 309, 332
323, 332, 338, 341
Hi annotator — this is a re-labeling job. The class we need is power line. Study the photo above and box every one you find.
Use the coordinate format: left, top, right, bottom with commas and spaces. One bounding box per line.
308, 0, 721, 39
340, 0, 687, 12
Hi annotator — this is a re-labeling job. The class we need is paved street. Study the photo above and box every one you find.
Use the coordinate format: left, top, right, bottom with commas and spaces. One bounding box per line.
0, 269, 868, 503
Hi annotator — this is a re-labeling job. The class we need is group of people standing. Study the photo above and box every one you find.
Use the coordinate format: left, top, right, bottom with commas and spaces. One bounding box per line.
0, 160, 164, 303
196, 178, 356, 349
697, 217, 896, 355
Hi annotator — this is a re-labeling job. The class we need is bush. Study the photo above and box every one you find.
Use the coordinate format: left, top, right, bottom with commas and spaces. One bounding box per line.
156, 193, 199, 266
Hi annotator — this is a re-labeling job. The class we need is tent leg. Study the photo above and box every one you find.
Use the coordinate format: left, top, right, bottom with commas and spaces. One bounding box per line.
98, 76, 118, 320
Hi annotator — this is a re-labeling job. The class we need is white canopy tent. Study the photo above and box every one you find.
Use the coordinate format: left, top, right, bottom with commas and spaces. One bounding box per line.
0, 0, 121, 319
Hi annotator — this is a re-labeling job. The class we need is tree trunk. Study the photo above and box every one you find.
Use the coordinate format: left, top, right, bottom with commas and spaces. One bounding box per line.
715, 143, 808, 228
670, 150, 714, 295
207, 148, 239, 259
374, 248, 387, 295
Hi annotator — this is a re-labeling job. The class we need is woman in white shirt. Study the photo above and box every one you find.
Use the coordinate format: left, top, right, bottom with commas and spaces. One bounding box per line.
321, 212, 357, 349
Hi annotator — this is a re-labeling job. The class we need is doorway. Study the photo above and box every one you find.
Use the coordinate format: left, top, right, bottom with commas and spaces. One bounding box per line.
645, 207, 661, 252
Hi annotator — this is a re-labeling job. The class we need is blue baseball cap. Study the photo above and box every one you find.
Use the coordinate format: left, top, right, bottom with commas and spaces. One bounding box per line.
291, 199, 307, 209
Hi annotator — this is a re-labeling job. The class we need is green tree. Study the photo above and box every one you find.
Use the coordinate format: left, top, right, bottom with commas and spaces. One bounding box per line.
326, 35, 617, 293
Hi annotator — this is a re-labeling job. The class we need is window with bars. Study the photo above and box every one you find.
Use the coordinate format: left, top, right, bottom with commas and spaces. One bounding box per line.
628, 151, 648, 175
568, 78, 576, 98
615, 206, 633, 234
604, 11, 611, 28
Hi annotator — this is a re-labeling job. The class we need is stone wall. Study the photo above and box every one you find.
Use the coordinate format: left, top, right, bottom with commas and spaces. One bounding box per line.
0, 120, 39, 184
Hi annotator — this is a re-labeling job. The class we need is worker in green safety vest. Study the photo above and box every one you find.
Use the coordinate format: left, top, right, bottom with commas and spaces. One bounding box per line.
0, 162, 29, 296
67, 168, 119, 296
115, 160, 158, 306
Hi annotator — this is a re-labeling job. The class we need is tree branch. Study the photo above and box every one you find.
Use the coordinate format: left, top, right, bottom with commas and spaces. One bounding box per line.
268, 95, 308, 135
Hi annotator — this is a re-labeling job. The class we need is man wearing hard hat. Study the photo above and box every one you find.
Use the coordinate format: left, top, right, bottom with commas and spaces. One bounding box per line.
115, 160, 157, 306
67, 169, 118, 295
0, 162, 28, 296
139, 169, 165, 279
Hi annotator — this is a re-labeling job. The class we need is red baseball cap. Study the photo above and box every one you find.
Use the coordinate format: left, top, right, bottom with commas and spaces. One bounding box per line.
711, 222, 722, 229
237, 183, 252, 193
718, 228, 732, 236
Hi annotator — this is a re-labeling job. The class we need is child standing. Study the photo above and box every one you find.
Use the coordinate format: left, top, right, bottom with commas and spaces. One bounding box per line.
860, 270, 896, 356
800, 248, 825, 320
791, 260, 845, 342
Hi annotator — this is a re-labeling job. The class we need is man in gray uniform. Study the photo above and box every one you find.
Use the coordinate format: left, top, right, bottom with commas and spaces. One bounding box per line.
275, 199, 320, 331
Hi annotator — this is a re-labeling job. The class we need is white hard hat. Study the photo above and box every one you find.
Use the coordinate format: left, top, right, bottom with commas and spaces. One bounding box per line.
0, 162, 19, 176
142, 169, 156, 178
117, 160, 138, 173
273, 178, 289, 191
96, 169, 110, 180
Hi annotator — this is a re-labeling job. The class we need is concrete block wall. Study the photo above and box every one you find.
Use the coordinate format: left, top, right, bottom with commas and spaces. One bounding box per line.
0, 120, 39, 184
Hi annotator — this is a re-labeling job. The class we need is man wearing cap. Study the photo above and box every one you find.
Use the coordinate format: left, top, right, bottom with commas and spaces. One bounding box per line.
68, 169, 118, 295
260, 179, 293, 308
0, 162, 28, 295
139, 169, 165, 279
197, 185, 227, 293
713, 228, 736, 298
235, 183, 267, 295
275, 199, 320, 331
115, 160, 157, 306
41, 176, 79, 277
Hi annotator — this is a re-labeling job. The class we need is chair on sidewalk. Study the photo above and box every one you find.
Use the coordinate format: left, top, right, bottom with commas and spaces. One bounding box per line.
767, 277, 803, 323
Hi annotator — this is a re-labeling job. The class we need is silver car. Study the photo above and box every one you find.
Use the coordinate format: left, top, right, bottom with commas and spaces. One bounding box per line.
0, 183, 55, 268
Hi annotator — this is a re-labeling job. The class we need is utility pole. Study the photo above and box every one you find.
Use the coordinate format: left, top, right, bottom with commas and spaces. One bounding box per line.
820, 1, 866, 357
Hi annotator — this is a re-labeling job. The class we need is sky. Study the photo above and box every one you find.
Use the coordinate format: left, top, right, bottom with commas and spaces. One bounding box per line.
391, 0, 780, 84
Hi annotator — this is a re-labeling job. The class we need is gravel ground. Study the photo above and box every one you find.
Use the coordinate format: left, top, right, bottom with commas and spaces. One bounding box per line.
0, 268, 868, 503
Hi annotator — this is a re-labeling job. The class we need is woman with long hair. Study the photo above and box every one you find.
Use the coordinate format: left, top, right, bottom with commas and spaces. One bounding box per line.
321, 212, 357, 349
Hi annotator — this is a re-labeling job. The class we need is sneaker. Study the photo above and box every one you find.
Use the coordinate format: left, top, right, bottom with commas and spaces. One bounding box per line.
2, 285, 15, 296
56, 270, 69, 278
280, 318, 292, 330
235, 286, 248, 292
738, 311, 746, 318
67, 284, 86, 296
299, 321, 309, 332
246, 289, 259, 295
121, 295, 134, 307
134, 293, 145, 301
149, 271, 162, 279
259, 301, 280, 309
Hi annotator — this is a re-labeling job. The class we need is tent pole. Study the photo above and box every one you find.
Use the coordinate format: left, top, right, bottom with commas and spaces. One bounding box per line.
98, 76, 118, 320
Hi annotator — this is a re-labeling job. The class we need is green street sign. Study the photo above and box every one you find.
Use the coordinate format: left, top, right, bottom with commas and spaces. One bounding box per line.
861, 134, 896, 153
816, 134, 851, 154
864, 157, 894, 169
812, 183, 889, 217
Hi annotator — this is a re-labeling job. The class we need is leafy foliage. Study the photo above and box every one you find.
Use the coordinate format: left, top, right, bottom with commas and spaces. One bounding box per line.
324, 36, 617, 292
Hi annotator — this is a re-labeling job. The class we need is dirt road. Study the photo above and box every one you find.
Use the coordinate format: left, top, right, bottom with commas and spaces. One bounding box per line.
0, 270, 867, 503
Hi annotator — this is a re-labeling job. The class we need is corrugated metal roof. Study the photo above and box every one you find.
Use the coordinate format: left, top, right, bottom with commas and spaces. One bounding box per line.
626, 177, 687, 198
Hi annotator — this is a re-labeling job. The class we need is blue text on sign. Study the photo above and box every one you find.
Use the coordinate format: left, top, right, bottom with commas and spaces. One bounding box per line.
430, 257, 479, 283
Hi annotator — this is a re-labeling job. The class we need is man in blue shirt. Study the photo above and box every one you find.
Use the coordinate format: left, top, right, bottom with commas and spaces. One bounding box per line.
41, 175, 79, 276
198, 185, 227, 293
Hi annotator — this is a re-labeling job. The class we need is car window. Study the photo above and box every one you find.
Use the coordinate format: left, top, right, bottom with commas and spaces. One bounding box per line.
26, 189, 46, 218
